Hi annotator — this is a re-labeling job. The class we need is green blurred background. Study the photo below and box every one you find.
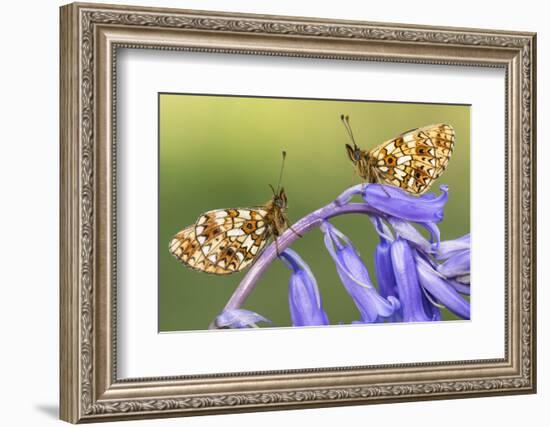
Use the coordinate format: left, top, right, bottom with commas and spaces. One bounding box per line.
159, 93, 470, 331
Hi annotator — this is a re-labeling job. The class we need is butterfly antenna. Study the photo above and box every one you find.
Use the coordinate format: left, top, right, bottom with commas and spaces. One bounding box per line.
275, 150, 286, 193
340, 114, 358, 148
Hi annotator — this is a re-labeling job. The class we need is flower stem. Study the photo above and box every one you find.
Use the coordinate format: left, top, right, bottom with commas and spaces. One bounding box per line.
209, 194, 381, 329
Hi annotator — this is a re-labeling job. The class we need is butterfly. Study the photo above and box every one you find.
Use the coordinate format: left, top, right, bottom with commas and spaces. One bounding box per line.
169, 152, 291, 275
340, 115, 455, 195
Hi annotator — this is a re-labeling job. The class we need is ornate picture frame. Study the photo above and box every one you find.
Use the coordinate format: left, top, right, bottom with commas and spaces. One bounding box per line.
60, 2, 536, 423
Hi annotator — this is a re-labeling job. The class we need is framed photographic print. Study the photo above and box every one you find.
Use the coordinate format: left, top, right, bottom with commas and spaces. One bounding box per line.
60, 2, 537, 423
159, 94, 470, 333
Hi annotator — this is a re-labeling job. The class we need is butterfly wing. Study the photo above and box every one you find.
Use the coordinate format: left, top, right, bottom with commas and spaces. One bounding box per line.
169, 226, 226, 274
419, 124, 455, 178
169, 208, 272, 275
369, 124, 455, 194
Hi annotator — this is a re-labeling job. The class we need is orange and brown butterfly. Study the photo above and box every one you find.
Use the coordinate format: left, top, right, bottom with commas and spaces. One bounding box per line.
169, 152, 291, 275
340, 114, 455, 195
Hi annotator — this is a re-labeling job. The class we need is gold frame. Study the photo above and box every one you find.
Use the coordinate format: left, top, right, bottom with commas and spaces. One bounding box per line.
60, 2, 537, 423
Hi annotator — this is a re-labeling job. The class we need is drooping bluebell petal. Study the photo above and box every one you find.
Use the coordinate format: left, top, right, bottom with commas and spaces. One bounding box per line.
363, 184, 449, 223
422, 291, 442, 321
448, 278, 471, 295
215, 308, 271, 329
387, 217, 432, 253
321, 222, 373, 289
390, 238, 431, 322
437, 249, 470, 278
416, 256, 470, 319
455, 274, 470, 285
337, 240, 400, 322
374, 238, 398, 299
435, 233, 470, 260
280, 249, 329, 327
374, 237, 402, 322
322, 222, 399, 323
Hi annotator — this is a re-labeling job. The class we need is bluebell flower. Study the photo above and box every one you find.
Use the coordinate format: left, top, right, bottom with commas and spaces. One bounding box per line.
415, 255, 470, 319
456, 275, 470, 285
215, 308, 271, 329
363, 184, 449, 223
384, 237, 470, 321
435, 233, 470, 259
386, 217, 433, 253
364, 189, 470, 321
368, 214, 394, 242
374, 236, 402, 322
435, 233, 471, 288
422, 295, 442, 321
437, 250, 470, 278
390, 238, 434, 322
280, 249, 329, 327
448, 279, 471, 295
321, 221, 400, 323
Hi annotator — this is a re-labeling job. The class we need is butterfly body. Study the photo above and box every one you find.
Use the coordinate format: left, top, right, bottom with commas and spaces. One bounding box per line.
342, 117, 455, 195
169, 188, 288, 275
262, 189, 289, 239
345, 145, 376, 184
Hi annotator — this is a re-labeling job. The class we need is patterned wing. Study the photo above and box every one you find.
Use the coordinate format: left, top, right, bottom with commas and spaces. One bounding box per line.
169, 208, 272, 275
169, 226, 227, 274
369, 124, 455, 194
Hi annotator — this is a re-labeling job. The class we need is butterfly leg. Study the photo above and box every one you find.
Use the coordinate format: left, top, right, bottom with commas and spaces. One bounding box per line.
287, 224, 303, 238
380, 184, 392, 198
274, 236, 281, 257
373, 171, 392, 198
